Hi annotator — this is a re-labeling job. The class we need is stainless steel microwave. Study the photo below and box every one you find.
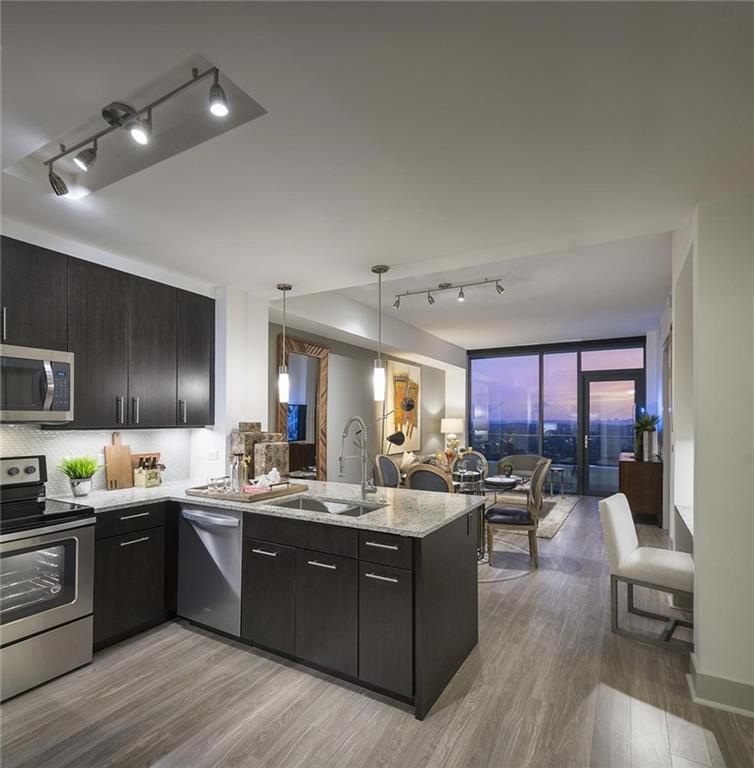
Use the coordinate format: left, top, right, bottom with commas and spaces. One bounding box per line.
0, 345, 74, 423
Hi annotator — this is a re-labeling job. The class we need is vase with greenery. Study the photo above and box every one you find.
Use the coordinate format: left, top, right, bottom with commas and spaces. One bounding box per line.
634, 413, 659, 460
59, 456, 99, 497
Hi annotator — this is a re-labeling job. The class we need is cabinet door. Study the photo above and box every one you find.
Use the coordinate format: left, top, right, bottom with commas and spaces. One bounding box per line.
176, 290, 214, 426
68, 258, 129, 427
358, 563, 413, 697
0, 236, 68, 350
295, 548, 357, 676
128, 276, 176, 426
93, 526, 166, 650
241, 539, 295, 653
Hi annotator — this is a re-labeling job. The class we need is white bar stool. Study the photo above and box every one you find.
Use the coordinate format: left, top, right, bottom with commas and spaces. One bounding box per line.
599, 493, 694, 653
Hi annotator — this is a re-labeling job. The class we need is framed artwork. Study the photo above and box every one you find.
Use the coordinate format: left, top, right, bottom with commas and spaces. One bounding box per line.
384, 360, 421, 453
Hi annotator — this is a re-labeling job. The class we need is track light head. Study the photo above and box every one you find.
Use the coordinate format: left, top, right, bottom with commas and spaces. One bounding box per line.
128, 109, 152, 145
427, 292, 435, 305
48, 165, 68, 196
457, 287, 465, 302
73, 141, 97, 172
393, 296, 400, 310
209, 71, 229, 117
496, 281, 504, 295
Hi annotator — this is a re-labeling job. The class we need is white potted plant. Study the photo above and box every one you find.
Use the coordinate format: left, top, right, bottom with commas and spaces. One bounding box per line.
59, 456, 99, 497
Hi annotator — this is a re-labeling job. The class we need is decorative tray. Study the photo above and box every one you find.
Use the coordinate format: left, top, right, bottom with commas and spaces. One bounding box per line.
184, 482, 308, 503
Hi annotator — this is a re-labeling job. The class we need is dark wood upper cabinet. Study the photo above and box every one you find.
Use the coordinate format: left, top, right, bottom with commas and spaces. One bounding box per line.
128, 276, 177, 426
68, 258, 129, 428
0, 236, 68, 351
176, 289, 214, 426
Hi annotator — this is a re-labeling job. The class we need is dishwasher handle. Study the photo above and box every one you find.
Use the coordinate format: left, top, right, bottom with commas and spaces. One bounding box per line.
182, 509, 240, 528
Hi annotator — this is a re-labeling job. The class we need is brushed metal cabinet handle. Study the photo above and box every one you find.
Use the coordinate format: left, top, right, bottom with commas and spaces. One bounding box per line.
116, 396, 125, 424
307, 560, 336, 570
2, 306, 6, 341
365, 572, 398, 583
179, 399, 188, 424
365, 541, 399, 551
120, 512, 150, 521
132, 397, 140, 424
252, 548, 278, 557
120, 536, 149, 547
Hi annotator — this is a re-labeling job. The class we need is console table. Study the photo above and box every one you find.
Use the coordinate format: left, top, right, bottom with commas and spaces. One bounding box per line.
618, 452, 663, 527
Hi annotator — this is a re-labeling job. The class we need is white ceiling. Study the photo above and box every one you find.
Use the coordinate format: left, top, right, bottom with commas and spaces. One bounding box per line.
334, 233, 673, 349
1, 3, 751, 331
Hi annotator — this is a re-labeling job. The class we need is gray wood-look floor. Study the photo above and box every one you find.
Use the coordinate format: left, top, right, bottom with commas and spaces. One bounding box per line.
2, 497, 753, 768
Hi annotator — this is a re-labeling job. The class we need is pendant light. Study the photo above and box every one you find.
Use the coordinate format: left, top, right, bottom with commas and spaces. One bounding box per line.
277, 283, 292, 403
372, 265, 389, 402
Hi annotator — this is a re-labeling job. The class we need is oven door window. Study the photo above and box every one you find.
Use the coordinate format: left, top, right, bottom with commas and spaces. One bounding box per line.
0, 540, 77, 624
0, 357, 48, 411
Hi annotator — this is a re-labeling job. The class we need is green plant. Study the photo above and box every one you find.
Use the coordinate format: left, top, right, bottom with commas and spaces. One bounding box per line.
59, 456, 99, 480
634, 413, 660, 457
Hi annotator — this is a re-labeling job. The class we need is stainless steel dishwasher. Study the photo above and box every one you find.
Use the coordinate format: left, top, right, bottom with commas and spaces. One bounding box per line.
177, 507, 243, 637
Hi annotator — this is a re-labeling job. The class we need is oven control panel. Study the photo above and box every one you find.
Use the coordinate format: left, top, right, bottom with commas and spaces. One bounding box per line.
0, 456, 47, 487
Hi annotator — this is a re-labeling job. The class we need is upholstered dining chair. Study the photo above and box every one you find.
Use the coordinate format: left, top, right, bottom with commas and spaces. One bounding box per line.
452, 450, 489, 479
374, 454, 400, 488
485, 457, 551, 568
405, 464, 454, 493
599, 493, 694, 653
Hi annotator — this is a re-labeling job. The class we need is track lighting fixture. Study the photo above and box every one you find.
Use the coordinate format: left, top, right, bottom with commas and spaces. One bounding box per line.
277, 283, 292, 404
372, 265, 389, 402
73, 140, 97, 172
392, 276, 506, 308
48, 164, 68, 196
128, 109, 152, 145
209, 71, 229, 117
43, 66, 230, 196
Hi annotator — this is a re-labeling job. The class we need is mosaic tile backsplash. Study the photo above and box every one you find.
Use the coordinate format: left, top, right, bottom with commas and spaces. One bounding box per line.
0, 426, 193, 496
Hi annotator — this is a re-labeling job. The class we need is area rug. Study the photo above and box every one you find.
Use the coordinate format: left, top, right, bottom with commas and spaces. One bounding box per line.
482, 493, 578, 539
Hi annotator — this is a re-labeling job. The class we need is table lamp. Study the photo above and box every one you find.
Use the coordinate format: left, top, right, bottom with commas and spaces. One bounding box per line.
440, 418, 464, 455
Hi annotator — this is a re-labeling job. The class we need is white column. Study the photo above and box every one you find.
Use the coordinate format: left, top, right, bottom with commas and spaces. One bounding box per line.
691, 193, 753, 715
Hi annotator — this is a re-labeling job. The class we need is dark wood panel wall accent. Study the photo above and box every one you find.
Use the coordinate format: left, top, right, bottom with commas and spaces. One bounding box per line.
0, 236, 68, 351
276, 336, 329, 480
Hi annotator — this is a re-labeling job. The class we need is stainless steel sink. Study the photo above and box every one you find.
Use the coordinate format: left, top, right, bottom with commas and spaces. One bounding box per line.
272, 496, 386, 517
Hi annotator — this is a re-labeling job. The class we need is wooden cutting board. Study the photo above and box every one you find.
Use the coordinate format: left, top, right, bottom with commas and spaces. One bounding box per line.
105, 432, 133, 490
184, 483, 308, 503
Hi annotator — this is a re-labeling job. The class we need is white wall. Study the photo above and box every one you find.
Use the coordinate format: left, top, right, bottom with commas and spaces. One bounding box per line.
444, 367, 468, 448
691, 194, 753, 714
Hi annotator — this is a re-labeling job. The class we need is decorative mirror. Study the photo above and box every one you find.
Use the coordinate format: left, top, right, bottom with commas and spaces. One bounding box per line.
276, 336, 329, 481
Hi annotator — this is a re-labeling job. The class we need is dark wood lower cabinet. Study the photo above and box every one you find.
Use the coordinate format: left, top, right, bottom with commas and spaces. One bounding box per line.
294, 548, 358, 677
241, 539, 296, 654
619, 454, 663, 526
94, 525, 166, 650
358, 562, 413, 697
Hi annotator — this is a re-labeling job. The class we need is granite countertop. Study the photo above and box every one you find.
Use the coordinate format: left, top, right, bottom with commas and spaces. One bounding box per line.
51, 480, 486, 538
675, 504, 694, 536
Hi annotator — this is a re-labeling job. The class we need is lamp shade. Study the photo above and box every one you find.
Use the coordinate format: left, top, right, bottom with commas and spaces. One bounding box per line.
440, 418, 464, 435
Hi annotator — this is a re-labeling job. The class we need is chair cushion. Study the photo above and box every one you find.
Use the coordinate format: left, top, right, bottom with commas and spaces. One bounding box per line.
618, 547, 694, 594
485, 505, 534, 526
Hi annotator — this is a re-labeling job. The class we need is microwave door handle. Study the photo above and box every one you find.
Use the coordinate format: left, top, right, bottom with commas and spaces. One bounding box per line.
42, 361, 55, 410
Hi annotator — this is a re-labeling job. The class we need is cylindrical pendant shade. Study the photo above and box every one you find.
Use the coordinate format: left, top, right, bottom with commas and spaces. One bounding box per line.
373, 361, 386, 402
278, 367, 290, 404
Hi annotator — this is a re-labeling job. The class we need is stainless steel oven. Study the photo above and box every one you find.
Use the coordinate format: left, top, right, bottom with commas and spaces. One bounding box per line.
0, 344, 74, 422
0, 456, 94, 701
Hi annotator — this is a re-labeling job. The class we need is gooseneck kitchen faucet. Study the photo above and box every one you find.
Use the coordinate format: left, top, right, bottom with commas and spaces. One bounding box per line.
338, 416, 377, 500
